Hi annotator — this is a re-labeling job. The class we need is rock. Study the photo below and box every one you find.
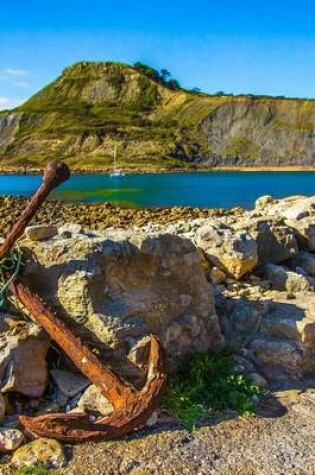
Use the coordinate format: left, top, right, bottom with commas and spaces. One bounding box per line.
23, 232, 224, 372
250, 339, 305, 376
127, 335, 151, 368
247, 373, 269, 389
58, 222, 84, 238
25, 224, 58, 241
264, 264, 310, 292
235, 218, 298, 264
196, 223, 258, 279
146, 410, 158, 427
0, 322, 49, 397
296, 318, 315, 350
77, 384, 114, 416
255, 195, 275, 210
0, 428, 24, 452
286, 217, 315, 252
209, 267, 227, 285
50, 369, 89, 397
55, 388, 70, 407
281, 196, 315, 221
0, 394, 5, 423
12, 438, 66, 469
260, 195, 313, 219
292, 252, 315, 277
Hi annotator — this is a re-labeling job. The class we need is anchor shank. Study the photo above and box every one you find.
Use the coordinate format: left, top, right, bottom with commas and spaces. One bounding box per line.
0, 161, 70, 258
9, 277, 135, 410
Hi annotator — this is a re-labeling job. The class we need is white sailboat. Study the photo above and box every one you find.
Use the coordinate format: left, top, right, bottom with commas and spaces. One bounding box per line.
110, 145, 125, 178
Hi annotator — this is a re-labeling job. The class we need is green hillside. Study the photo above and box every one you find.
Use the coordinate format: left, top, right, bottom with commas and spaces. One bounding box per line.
0, 61, 315, 170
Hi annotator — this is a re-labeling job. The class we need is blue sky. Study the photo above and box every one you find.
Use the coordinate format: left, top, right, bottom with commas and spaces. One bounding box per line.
1, 0, 315, 109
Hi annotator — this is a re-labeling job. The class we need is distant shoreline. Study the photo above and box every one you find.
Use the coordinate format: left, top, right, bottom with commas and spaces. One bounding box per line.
1, 165, 315, 175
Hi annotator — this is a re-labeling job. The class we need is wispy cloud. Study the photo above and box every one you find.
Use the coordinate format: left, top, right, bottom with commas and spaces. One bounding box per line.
14, 81, 32, 88
0, 97, 25, 109
4, 68, 29, 77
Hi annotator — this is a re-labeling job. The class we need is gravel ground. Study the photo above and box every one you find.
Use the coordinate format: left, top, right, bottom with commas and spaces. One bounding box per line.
0, 196, 232, 237
61, 390, 315, 475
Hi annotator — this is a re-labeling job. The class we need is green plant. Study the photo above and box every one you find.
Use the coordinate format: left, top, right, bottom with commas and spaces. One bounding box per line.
162, 349, 263, 430
15, 466, 61, 475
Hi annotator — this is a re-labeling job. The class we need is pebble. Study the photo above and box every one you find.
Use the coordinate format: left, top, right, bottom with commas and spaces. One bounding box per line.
12, 437, 66, 469
50, 369, 89, 397
77, 385, 114, 416
0, 428, 24, 452
25, 224, 58, 241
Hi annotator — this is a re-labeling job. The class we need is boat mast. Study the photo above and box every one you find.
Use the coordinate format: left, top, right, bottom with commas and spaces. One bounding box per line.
113, 144, 117, 171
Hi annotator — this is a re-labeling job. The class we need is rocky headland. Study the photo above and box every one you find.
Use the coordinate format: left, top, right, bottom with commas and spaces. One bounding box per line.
1, 61, 315, 171
0, 193, 315, 473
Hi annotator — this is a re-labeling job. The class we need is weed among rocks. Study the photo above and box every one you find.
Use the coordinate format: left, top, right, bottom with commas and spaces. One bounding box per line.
163, 349, 263, 429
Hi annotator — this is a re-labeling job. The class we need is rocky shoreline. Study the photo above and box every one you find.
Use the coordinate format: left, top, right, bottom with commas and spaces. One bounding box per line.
0, 195, 232, 237
1, 166, 315, 175
0, 193, 315, 473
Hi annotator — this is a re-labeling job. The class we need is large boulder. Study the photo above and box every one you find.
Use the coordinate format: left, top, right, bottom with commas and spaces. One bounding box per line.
23, 231, 223, 372
195, 223, 258, 280
264, 263, 311, 292
255, 195, 313, 219
221, 290, 315, 379
0, 318, 49, 397
292, 251, 315, 277
280, 196, 315, 221
253, 195, 315, 252
234, 218, 298, 265
286, 217, 315, 252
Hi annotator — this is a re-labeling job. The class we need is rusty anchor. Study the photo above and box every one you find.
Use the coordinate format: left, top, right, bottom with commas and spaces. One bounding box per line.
0, 161, 166, 443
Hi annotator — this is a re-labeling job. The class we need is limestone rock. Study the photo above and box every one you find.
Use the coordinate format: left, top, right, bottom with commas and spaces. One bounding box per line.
286, 217, 315, 252
25, 224, 58, 241
292, 252, 315, 277
264, 264, 310, 292
0, 428, 24, 452
209, 267, 227, 285
196, 223, 258, 279
259, 195, 313, 219
255, 195, 275, 210
58, 222, 84, 238
50, 369, 89, 397
0, 322, 49, 397
12, 438, 66, 469
281, 196, 315, 221
23, 232, 223, 371
235, 218, 298, 264
220, 282, 315, 379
77, 384, 114, 416
260, 196, 315, 251
250, 339, 305, 376
296, 318, 315, 350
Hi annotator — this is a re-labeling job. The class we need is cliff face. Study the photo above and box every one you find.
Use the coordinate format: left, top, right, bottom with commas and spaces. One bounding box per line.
1, 61, 315, 170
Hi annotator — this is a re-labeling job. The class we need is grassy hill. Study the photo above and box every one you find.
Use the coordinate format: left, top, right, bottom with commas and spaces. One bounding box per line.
1, 61, 315, 171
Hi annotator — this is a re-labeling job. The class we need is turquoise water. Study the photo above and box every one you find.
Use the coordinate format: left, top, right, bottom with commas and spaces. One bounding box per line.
0, 172, 314, 209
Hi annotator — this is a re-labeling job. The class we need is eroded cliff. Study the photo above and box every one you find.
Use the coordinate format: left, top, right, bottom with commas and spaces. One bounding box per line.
1, 61, 315, 170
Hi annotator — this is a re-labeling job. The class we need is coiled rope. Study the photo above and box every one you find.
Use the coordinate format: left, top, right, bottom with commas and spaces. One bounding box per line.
0, 244, 24, 309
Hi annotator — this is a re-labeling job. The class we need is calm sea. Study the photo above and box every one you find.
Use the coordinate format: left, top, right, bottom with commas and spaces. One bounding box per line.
0, 172, 314, 209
